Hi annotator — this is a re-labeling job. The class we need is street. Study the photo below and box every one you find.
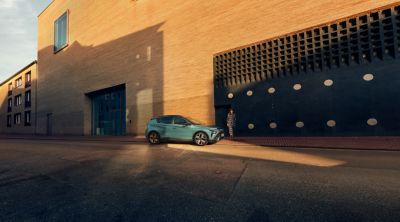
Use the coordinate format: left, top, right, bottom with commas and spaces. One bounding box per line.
0, 139, 399, 222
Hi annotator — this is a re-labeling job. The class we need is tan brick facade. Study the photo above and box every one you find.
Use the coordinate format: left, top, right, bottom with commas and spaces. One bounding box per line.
37, 0, 400, 136
0, 62, 37, 134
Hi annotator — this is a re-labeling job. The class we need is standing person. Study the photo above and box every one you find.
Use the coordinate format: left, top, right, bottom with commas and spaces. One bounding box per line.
226, 108, 236, 139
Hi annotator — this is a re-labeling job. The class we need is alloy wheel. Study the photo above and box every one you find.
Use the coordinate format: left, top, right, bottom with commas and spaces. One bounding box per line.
148, 132, 160, 144
194, 132, 208, 146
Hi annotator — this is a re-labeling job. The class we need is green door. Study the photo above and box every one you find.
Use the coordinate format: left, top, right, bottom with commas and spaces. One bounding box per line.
91, 86, 126, 136
172, 116, 193, 140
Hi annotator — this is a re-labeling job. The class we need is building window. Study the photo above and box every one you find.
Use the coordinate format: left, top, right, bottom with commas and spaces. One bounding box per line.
25, 71, 31, 87
24, 111, 31, 126
15, 94, 22, 106
8, 82, 12, 96
25, 90, 31, 108
7, 98, 12, 112
54, 11, 68, 52
7, 115, 12, 127
14, 113, 21, 125
15, 77, 22, 88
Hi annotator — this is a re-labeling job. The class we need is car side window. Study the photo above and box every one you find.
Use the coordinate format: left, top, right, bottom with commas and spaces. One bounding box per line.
159, 116, 173, 124
173, 116, 188, 125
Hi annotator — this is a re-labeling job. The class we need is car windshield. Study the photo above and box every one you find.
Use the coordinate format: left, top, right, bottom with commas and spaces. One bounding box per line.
185, 117, 203, 125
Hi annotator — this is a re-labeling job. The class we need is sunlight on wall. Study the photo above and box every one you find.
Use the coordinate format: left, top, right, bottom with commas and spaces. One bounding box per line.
136, 88, 153, 129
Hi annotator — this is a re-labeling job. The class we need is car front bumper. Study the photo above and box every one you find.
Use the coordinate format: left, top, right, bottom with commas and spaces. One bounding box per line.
210, 131, 224, 142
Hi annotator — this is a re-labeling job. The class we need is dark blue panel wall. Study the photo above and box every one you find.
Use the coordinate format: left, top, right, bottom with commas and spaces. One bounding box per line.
215, 60, 400, 136
214, 5, 400, 136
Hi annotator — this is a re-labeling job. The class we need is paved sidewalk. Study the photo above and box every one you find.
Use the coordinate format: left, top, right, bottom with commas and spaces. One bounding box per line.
220, 137, 400, 150
0, 134, 399, 150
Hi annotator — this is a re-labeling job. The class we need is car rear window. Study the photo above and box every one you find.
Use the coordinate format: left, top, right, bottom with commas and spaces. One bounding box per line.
158, 116, 173, 124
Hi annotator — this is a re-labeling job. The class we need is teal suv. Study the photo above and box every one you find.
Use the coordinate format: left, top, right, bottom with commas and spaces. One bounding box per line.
145, 115, 224, 146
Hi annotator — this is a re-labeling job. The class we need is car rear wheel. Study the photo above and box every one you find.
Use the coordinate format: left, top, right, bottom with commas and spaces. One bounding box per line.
194, 132, 208, 146
148, 132, 160, 144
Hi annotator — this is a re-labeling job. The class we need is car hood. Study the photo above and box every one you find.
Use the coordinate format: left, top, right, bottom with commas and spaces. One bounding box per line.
193, 125, 224, 131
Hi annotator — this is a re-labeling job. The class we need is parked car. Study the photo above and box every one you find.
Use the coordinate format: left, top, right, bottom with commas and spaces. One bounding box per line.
145, 115, 224, 146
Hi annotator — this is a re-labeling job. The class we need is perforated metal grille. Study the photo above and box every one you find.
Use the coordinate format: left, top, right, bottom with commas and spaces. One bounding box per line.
214, 5, 400, 88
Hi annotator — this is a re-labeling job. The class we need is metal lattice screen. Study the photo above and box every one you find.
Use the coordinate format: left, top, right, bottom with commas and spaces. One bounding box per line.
214, 5, 400, 88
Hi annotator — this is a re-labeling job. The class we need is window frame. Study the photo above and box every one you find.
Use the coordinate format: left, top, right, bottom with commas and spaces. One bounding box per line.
7, 98, 12, 112
25, 71, 31, 87
24, 111, 31, 126
14, 94, 22, 106
14, 113, 21, 125
7, 115, 12, 127
54, 10, 69, 53
25, 90, 31, 108
15, 77, 22, 88
7, 83, 12, 96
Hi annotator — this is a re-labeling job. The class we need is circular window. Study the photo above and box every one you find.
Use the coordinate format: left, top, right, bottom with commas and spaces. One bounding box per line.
327, 120, 336, 127
248, 123, 255, 129
296, 121, 304, 128
363, 74, 374, 81
267, 87, 276, 94
324, 79, 333, 87
227, 93, 234, 99
367, 118, 378, 126
269, 122, 277, 129
247, 90, 253, 96
293, 84, 302, 91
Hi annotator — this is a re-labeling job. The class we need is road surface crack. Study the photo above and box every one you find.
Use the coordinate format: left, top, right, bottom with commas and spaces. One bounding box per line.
228, 161, 248, 201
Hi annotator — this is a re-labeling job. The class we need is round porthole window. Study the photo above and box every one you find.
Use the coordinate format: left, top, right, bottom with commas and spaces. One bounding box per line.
367, 118, 378, 126
247, 90, 253, 96
327, 120, 336, 127
296, 121, 304, 128
267, 87, 276, 94
248, 123, 255, 129
293, 84, 302, 91
363, 74, 374, 81
269, 122, 277, 129
227, 93, 234, 99
324, 79, 333, 87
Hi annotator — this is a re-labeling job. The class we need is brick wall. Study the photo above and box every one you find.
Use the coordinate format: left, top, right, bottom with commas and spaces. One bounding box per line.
37, 0, 399, 135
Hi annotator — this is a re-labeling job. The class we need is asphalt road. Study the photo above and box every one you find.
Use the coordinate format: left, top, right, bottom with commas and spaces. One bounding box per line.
0, 139, 399, 222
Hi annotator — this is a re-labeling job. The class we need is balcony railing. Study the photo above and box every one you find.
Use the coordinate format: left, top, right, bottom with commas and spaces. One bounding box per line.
25, 81, 31, 88
25, 101, 31, 108
7, 91, 12, 96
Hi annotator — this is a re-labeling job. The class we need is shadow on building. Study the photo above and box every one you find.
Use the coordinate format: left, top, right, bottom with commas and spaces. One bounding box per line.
35, 23, 165, 136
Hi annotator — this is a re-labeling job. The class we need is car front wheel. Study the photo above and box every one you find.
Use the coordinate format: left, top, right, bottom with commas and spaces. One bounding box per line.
148, 132, 160, 144
194, 132, 208, 146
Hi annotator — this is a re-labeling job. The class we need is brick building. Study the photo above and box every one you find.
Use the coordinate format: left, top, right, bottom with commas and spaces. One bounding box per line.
0, 61, 37, 134
35, 0, 400, 136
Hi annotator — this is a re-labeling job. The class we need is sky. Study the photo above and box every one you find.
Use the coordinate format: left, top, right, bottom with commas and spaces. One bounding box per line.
0, 0, 53, 82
